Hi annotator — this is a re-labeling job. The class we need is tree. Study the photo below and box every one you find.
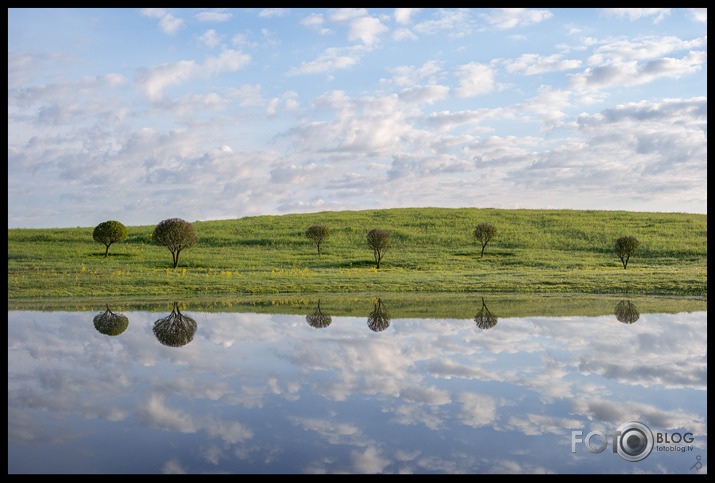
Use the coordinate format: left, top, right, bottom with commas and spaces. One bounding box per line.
92, 220, 128, 257
614, 235, 640, 269
367, 228, 390, 269
153, 218, 197, 268
305, 224, 331, 256
473, 222, 498, 257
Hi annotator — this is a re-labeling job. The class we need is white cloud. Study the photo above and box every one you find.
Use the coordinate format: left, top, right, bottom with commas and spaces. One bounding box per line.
482, 8, 553, 29
194, 10, 232, 22
454, 62, 495, 97
602, 8, 671, 23
138, 60, 199, 102
348, 16, 389, 46
140, 8, 185, 35
570, 50, 706, 91
138, 50, 250, 101
199, 29, 222, 48
394, 8, 421, 25
504, 53, 582, 75
287, 46, 366, 76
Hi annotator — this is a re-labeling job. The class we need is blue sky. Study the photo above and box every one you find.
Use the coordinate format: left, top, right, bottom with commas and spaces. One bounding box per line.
8, 8, 707, 228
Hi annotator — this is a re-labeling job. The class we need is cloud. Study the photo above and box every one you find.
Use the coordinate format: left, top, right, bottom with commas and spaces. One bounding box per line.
413, 9, 474, 36
504, 53, 582, 75
287, 46, 366, 76
482, 8, 553, 29
138, 49, 250, 101
199, 29, 222, 48
602, 8, 671, 23
394, 8, 421, 25
454, 62, 495, 97
140, 8, 185, 35
348, 16, 389, 46
258, 8, 289, 18
570, 50, 706, 91
587, 36, 707, 64
194, 10, 232, 22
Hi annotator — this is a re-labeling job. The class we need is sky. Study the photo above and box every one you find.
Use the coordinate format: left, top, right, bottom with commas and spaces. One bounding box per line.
7, 8, 708, 229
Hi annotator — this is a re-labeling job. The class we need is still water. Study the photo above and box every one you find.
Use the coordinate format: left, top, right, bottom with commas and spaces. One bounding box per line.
7, 297, 707, 474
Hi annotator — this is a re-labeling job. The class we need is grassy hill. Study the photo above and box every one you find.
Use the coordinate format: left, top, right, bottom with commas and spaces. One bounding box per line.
7, 207, 707, 299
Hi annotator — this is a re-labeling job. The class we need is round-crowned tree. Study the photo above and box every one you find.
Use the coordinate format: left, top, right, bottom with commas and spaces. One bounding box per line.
473, 222, 498, 258
367, 228, 390, 269
153, 218, 197, 268
614, 235, 640, 269
305, 224, 331, 256
92, 220, 128, 257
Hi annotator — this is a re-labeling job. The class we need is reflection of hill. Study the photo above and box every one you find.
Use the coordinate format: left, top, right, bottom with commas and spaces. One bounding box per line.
12, 293, 706, 319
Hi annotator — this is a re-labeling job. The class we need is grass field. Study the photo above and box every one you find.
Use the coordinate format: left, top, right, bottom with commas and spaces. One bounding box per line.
7, 207, 707, 299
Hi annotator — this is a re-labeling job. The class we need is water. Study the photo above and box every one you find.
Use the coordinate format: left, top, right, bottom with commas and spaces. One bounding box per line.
7, 298, 707, 474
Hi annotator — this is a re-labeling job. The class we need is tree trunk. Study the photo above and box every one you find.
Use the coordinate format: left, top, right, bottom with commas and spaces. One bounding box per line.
104, 245, 110, 258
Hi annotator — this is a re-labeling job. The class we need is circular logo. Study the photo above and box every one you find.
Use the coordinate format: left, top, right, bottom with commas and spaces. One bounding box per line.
615, 421, 654, 462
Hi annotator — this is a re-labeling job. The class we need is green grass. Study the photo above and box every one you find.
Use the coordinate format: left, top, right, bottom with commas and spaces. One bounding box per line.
7, 207, 707, 299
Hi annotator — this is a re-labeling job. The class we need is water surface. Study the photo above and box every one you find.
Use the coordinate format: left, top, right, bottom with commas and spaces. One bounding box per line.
7, 297, 707, 474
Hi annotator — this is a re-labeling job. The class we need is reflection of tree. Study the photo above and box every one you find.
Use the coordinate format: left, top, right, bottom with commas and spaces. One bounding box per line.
306, 300, 332, 328
475, 297, 498, 330
614, 300, 640, 324
153, 302, 197, 347
367, 298, 390, 332
93, 304, 129, 336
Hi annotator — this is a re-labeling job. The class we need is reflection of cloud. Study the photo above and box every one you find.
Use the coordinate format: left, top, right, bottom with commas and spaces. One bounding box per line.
161, 458, 188, 474
138, 393, 199, 433
570, 398, 707, 437
456, 392, 498, 428
351, 446, 390, 474
504, 414, 583, 436
290, 416, 365, 446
